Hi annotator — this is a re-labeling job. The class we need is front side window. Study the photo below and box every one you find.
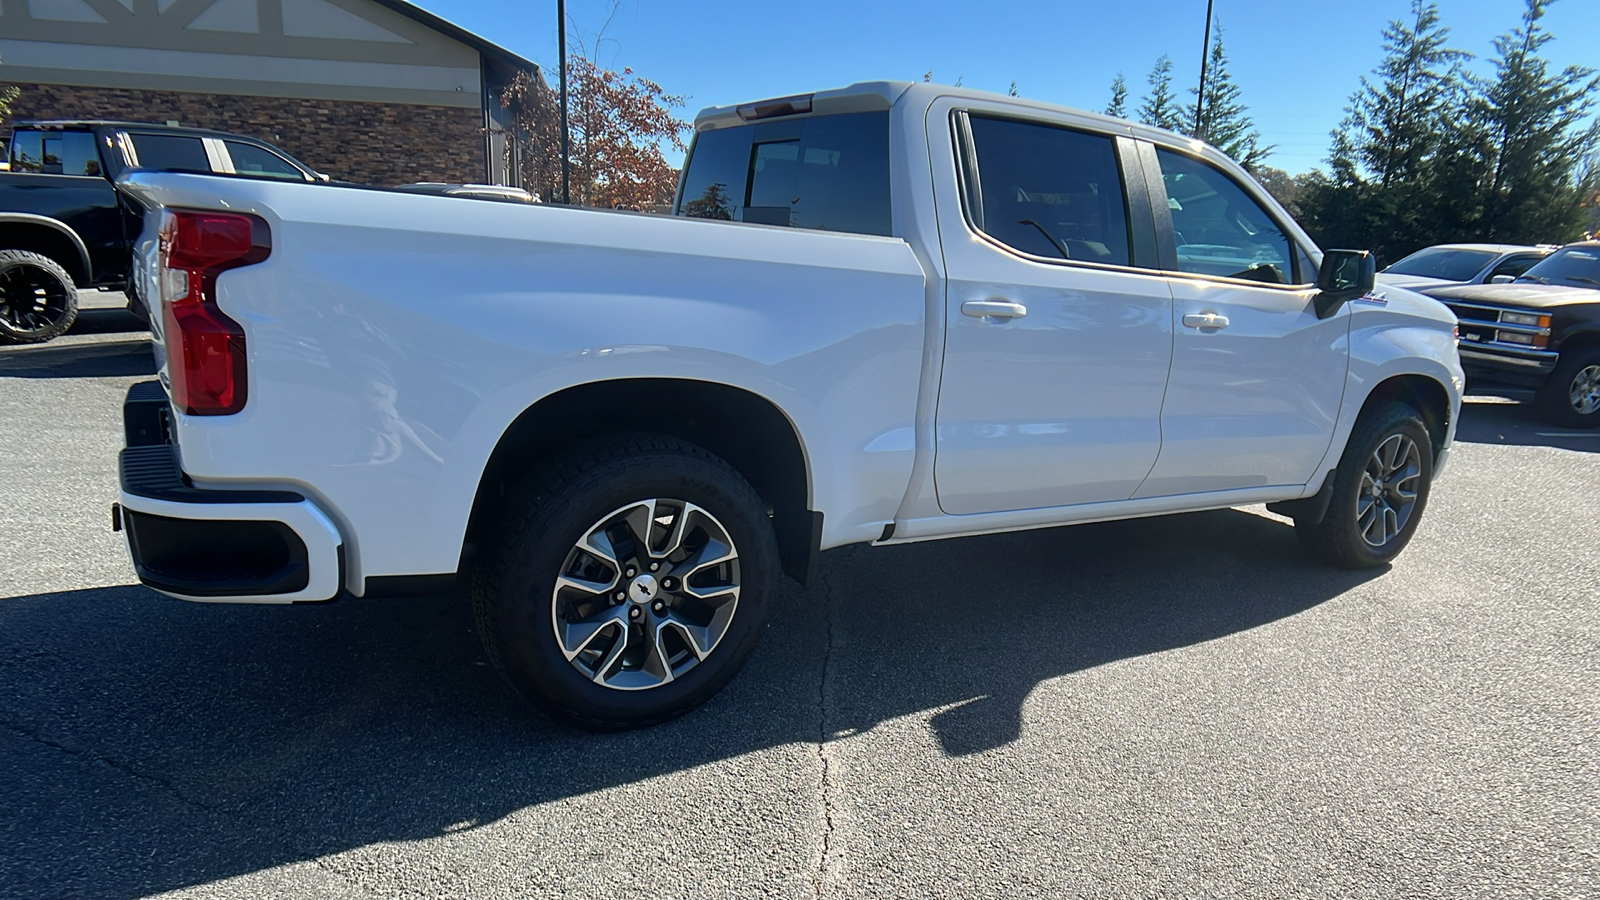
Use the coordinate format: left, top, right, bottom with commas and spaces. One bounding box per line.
1155, 148, 1292, 284
225, 141, 307, 181
676, 111, 891, 236
1486, 253, 1545, 281
127, 133, 212, 173
963, 115, 1132, 267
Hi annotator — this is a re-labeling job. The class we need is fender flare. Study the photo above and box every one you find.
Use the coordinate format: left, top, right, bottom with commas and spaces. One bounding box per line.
0, 213, 94, 283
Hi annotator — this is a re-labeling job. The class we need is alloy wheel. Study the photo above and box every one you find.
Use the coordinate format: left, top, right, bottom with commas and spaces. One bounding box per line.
1569, 364, 1600, 416
550, 498, 741, 691
1357, 432, 1422, 548
0, 263, 72, 337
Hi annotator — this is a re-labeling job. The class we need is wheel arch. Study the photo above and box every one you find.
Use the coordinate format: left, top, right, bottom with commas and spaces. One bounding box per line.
1554, 328, 1600, 356
1357, 373, 1452, 457
0, 214, 93, 284
462, 377, 820, 586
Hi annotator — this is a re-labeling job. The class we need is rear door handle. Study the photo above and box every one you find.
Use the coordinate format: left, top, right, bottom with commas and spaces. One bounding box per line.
961, 300, 1028, 319
1182, 312, 1230, 330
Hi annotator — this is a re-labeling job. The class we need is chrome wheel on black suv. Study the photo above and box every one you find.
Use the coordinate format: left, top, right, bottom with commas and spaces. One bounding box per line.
472, 434, 777, 730
1537, 348, 1600, 429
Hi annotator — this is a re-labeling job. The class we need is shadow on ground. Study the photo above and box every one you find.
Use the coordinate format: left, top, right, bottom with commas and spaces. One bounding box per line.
1454, 396, 1599, 453
0, 335, 154, 379
0, 509, 1377, 897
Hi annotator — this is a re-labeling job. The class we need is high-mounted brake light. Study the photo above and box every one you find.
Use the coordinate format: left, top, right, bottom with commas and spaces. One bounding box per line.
158, 210, 270, 415
736, 94, 813, 121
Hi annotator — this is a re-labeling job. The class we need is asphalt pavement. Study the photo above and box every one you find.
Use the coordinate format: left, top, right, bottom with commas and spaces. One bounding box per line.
1, 305, 1595, 898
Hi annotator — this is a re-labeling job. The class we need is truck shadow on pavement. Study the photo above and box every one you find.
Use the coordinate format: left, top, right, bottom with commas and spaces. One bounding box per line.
0, 508, 1378, 897
0, 335, 154, 379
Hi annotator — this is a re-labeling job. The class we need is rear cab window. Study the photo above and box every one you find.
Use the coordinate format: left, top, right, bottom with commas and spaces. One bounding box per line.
7, 129, 103, 175
675, 111, 891, 236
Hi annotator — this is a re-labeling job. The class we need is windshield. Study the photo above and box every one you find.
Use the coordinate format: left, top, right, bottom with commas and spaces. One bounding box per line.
1383, 247, 1497, 281
1516, 246, 1600, 288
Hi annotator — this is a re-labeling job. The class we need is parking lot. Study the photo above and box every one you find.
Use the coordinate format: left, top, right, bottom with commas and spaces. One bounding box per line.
1, 301, 1596, 899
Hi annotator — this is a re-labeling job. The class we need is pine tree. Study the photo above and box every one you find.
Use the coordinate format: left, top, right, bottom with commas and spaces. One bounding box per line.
1342, 0, 1469, 189
1105, 73, 1128, 119
1138, 55, 1183, 131
1008, 81, 1019, 97
1468, 0, 1599, 241
1187, 24, 1271, 170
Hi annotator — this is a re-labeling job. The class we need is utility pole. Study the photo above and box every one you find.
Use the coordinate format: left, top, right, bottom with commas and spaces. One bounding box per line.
1195, 0, 1215, 140
558, 0, 571, 205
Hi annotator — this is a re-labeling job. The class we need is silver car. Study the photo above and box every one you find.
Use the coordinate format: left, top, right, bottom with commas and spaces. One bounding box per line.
1378, 242, 1555, 289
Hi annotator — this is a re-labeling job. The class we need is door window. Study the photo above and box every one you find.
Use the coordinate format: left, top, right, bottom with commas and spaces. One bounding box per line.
224, 141, 308, 181
126, 133, 213, 173
1154, 148, 1293, 285
963, 115, 1132, 267
1485, 254, 1544, 281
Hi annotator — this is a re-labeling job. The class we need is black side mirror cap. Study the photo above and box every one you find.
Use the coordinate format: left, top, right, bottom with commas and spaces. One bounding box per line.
1314, 249, 1376, 319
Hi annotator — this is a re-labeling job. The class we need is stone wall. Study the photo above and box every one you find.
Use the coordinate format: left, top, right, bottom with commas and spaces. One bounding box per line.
4, 84, 485, 186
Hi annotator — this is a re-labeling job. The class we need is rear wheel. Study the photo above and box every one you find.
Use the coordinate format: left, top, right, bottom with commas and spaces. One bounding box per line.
471, 433, 778, 729
0, 250, 79, 344
1294, 402, 1434, 569
1535, 347, 1600, 429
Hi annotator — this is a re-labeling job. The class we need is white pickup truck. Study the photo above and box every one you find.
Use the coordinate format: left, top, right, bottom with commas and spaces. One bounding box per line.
113, 82, 1463, 728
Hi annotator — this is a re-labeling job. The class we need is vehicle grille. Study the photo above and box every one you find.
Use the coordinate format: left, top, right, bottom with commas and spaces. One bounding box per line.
1442, 301, 1551, 351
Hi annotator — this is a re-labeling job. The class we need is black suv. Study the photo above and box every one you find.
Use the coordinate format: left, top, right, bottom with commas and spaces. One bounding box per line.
0, 121, 323, 343
1421, 242, 1600, 427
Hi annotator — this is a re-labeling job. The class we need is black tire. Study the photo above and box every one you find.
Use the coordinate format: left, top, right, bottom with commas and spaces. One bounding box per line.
1294, 401, 1435, 569
1535, 346, 1600, 429
471, 433, 778, 730
0, 250, 79, 344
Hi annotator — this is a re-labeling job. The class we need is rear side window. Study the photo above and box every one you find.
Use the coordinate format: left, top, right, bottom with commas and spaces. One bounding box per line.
962, 115, 1132, 267
127, 133, 212, 173
676, 111, 891, 236
8, 130, 45, 173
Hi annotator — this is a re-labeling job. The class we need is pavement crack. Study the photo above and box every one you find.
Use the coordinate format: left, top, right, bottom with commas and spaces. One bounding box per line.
811, 546, 854, 900
1, 716, 230, 817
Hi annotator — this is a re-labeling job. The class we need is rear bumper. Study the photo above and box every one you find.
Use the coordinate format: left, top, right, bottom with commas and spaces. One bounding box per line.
116, 381, 344, 604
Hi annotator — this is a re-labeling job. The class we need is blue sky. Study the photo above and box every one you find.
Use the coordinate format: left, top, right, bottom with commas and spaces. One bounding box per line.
424, 0, 1599, 176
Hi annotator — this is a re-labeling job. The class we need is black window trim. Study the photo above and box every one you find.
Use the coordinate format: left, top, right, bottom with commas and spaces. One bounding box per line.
1139, 140, 1321, 290
950, 109, 1158, 276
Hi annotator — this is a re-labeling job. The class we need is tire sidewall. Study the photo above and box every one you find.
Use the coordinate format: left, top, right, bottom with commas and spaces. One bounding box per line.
0, 251, 79, 344
490, 455, 777, 727
1326, 408, 1435, 567
1538, 348, 1600, 429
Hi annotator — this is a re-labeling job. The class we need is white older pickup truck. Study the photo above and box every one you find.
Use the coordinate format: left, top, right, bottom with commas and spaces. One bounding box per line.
113, 82, 1463, 728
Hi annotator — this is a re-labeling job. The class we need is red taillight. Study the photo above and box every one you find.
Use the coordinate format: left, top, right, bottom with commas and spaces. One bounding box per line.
158, 210, 270, 415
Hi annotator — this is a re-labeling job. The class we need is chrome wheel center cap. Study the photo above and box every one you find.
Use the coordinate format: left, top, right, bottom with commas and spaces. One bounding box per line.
627, 573, 660, 605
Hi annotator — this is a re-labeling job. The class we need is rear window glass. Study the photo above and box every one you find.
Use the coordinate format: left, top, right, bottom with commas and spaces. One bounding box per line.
127, 133, 212, 173
1383, 247, 1497, 281
676, 111, 891, 237
964, 115, 1132, 267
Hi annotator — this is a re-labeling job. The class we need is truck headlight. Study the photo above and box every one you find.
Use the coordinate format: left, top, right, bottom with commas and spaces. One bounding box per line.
1499, 311, 1549, 327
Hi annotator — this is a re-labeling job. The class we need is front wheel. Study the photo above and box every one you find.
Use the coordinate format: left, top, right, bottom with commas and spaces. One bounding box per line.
1535, 347, 1600, 429
471, 433, 778, 730
1294, 402, 1435, 569
0, 250, 79, 344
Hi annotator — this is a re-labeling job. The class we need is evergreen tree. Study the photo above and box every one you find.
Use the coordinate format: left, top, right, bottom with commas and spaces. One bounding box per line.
1187, 24, 1271, 170
1008, 81, 1019, 97
1468, 0, 1599, 241
1138, 55, 1183, 131
1105, 73, 1128, 119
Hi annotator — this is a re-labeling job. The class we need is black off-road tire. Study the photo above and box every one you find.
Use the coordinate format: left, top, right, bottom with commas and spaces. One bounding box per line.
471, 433, 779, 730
0, 250, 79, 344
1534, 346, 1600, 429
1295, 402, 1435, 569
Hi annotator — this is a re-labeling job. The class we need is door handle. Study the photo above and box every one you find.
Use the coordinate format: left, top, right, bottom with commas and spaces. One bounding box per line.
961, 299, 1028, 319
1182, 311, 1230, 330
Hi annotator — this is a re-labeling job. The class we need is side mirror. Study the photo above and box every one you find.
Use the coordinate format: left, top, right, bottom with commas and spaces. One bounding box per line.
1489, 274, 1515, 284
1314, 249, 1376, 319
314, 172, 331, 182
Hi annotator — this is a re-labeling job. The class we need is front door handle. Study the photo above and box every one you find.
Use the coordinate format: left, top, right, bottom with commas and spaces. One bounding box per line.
1182, 311, 1230, 330
961, 299, 1028, 320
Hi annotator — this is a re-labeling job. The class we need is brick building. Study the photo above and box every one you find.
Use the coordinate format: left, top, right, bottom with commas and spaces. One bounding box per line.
0, 0, 542, 186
